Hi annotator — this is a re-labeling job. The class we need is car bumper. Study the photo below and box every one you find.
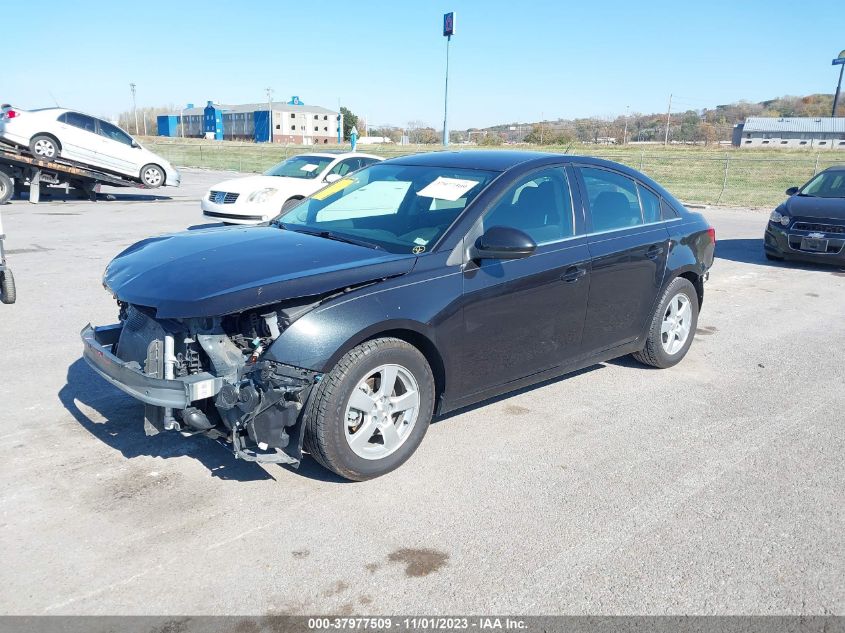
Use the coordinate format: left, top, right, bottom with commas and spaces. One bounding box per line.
165, 166, 181, 187
81, 323, 221, 409
764, 223, 845, 265
200, 199, 271, 225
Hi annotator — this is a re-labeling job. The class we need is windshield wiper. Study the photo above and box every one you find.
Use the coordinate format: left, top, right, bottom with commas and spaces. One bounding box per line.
797, 193, 817, 197
279, 225, 384, 250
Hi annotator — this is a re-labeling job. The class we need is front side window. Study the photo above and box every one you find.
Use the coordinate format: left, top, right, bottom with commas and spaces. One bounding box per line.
580, 167, 643, 232
98, 120, 133, 145
481, 167, 575, 244
327, 158, 366, 177
62, 112, 97, 133
276, 163, 497, 254
264, 155, 335, 179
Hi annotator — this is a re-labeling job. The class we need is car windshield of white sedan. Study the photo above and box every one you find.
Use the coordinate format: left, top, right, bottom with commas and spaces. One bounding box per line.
264, 155, 335, 179
274, 164, 497, 254
800, 171, 845, 198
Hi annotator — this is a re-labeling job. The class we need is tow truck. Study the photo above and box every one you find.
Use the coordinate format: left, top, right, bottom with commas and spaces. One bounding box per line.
0, 140, 154, 204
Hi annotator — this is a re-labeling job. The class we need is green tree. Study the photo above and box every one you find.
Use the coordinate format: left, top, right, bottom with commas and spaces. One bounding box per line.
340, 106, 359, 141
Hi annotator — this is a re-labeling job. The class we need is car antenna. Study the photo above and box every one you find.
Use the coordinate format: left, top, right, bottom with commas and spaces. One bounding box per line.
563, 142, 574, 154
49, 91, 61, 107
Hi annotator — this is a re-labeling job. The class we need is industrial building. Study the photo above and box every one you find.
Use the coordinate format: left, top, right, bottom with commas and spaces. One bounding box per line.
732, 117, 845, 149
157, 98, 341, 144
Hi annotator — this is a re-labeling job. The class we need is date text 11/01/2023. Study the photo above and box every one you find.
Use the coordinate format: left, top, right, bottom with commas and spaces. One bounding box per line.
307, 617, 527, 630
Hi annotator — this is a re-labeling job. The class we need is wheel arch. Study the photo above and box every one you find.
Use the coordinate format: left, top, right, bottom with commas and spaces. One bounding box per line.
140, 163, 166, 186
674, 268, 704, 309
32, 132, 62, 151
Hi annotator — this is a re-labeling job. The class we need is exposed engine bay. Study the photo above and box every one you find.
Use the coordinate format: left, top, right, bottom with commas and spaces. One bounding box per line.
111, 298, 323, 465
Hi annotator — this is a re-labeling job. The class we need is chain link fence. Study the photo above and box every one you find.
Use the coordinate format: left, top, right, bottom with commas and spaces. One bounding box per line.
146, 140, 844, 208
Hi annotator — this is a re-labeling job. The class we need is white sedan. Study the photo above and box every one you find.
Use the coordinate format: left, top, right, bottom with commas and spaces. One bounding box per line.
201, 152, 382, 224
0, 106, 180, 187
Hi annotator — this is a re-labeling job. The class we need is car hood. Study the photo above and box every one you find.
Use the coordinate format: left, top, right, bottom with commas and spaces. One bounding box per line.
104, 226, 416, 318
783, 195, 845, 220
208, 175, 314, 195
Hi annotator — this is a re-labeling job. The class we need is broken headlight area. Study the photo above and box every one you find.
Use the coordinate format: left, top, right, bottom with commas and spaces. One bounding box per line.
106, 302, 321, 465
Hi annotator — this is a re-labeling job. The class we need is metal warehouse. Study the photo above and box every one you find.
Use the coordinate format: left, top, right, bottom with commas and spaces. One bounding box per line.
732, 117, 845, 149
157, 98, 341, 145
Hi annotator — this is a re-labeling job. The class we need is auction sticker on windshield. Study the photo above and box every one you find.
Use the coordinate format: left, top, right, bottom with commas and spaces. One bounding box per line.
300, 164, 319, 173
417, 176, 479, 201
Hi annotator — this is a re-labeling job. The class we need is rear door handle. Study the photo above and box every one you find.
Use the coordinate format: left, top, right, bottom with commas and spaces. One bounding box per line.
562, 265, 587, 282
646, 245, 664, 259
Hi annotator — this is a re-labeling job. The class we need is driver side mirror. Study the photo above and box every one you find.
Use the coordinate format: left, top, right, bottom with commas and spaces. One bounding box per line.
131, 140, 140, 149
324, 173, 342, 184
469, 226, 536, 261
785, 186, 799, 196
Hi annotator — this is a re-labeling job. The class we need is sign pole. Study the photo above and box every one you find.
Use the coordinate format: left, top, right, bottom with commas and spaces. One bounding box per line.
442, 12, 455, 147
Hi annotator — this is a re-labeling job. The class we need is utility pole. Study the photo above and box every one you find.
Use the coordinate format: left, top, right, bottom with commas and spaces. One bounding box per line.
129, 83, 138, 135
832, 51, 845, 117
265, 87, 274, 143
540, 112, 544, 145
664, 94, 673, 146
623, 105, 630, 144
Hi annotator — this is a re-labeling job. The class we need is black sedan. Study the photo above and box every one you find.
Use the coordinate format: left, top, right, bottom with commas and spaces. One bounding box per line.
764, 166, 845, 265
81, 151, 715, 480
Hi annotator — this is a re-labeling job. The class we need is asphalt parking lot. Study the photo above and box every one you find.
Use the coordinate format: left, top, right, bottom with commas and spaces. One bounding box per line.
0, 168, 843, 616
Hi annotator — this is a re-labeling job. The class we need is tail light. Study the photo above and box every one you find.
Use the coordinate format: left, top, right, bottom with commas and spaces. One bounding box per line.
4, 109, 17, 119
707, 227, 716, 244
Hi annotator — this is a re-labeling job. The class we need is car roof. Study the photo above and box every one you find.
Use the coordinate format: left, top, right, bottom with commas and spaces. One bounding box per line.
821, 165, 845, 173
298, 151, 381, 160
386, 150, 554, 172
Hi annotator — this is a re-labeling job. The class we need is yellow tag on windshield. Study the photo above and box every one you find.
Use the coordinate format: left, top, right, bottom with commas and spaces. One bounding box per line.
312, 178, 354, 200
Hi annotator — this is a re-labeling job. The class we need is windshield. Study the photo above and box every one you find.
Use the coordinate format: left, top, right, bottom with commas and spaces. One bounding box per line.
800, 171, 845, 198
274, 163, 498, 254
264, 155, 335, 179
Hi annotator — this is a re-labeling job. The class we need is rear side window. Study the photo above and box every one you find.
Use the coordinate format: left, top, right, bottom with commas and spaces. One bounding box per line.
61, 112, 97, 133
580, 167, 642, 232
637, 184, 661, 223
661, 199, 680, 219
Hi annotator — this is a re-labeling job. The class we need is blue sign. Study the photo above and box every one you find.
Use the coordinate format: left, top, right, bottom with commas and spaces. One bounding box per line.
443, 12, 455, 37
833, 58, 845, 66
288, 96, 304, 105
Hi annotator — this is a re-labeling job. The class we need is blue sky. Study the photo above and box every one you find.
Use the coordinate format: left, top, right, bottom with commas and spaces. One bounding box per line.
2, 0, 842, 129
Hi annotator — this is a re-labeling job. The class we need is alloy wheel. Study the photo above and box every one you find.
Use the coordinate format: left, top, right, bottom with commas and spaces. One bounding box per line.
661, 292, 692, 355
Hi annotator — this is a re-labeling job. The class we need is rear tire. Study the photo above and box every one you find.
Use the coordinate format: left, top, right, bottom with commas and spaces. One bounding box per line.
140, 164, 165, 188
0, 269, 16, 304
29, 135, 59, 160
0, 171, 12, 204
303, 338, 435, 481
633, 277, 699, 369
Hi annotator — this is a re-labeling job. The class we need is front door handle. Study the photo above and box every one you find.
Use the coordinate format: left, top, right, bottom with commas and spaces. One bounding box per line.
646, 244, 664, 259
562, 265, 586, 282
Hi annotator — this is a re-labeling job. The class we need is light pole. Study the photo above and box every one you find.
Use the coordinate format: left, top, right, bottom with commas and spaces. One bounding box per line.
442, 12, 455, 147
832, 50, 845, 117
129, 83, 138, 135
265, 87, 274, 143
664, 94, 673, 145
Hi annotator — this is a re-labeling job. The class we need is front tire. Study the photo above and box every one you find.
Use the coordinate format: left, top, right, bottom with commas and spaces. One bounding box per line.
29, 135, 59, 161
140, 164, 165, 188
281, 197, 302, 212
633, 277, 699, 369
303, 338, 435, 481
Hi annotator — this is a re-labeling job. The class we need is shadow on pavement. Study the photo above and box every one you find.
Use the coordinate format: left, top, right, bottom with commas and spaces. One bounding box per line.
716, 238, 845, 272
59, 358, 275, 481
436, 364, 604, 422
16, 189, 172, 203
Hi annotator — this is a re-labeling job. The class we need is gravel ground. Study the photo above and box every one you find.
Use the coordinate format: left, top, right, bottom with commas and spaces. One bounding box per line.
0, 169, 843, 616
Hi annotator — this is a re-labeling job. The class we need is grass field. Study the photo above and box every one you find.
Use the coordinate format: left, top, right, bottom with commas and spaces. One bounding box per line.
142, 137, 845, 208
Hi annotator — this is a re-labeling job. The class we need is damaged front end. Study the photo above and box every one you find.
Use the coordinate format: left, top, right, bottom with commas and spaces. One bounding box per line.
81, 301, 322, 466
